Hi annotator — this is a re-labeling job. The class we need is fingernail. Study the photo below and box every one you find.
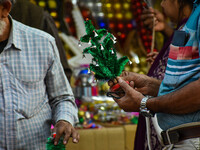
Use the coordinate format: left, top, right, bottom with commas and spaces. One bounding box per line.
118, 77, 122, 83
113, 78, 117, 83
73, 139, 78, 143
52, 133, 56, 138
54, 141, 57, 145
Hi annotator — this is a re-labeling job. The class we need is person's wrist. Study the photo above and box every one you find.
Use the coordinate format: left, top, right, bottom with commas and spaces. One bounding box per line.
140, 96, 155, 117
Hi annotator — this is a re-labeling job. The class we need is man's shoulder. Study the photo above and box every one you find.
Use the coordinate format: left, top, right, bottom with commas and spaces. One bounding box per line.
13, 19, 55, 42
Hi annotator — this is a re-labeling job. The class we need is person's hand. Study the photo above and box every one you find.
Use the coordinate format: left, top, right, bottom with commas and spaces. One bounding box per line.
53, 120, 80, 145
112, 77, 145, 112
108, 71, 151, 95
108, 71, 160, 96
141, 7, 166, 32
146, 51, 159, 64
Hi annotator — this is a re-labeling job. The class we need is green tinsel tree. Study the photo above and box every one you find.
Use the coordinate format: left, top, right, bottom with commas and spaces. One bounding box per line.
46, 137, 65, 150
79, 19, 130, 80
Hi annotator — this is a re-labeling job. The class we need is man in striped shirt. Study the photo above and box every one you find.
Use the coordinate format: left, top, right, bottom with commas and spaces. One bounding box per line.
0, 0, 79, 149
109, 0, 200, 149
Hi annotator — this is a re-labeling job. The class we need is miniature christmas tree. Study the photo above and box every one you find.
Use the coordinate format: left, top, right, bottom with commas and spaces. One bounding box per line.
46, 137, 65, 150
46, 125, 65, 150
79, 19, 130, 80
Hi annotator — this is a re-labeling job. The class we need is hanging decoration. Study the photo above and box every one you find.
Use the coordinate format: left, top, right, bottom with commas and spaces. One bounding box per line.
79, 19, 130, 80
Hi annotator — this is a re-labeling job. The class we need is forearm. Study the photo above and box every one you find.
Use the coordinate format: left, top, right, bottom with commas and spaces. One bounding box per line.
147, 79, 200, 114
52, 99, 79, 125
146, 77, 162, 96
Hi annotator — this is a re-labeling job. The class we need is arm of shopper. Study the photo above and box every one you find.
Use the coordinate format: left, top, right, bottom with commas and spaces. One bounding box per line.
147, 78, 200, 114
45, 39, 79, 145
115, 77, 200, 115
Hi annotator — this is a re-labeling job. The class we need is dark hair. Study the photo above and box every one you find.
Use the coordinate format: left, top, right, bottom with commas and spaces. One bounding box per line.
178, 0, 194, 8
177, 0, 194, 23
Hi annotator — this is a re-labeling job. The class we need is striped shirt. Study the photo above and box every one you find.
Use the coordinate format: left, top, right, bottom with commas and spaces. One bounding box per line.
0, 17, 78, 149
157, 5, 200, 131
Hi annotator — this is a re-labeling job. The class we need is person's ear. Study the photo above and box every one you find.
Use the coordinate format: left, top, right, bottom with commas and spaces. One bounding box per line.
1, 1, 12, 18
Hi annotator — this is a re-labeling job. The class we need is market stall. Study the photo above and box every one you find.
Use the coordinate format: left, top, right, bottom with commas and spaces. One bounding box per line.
26, 0, 163, 149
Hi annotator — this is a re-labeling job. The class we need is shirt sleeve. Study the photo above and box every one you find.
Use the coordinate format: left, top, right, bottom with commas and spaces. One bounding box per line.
45, 39, 79, 126
41, 11, 72, 80
198, 15, 200, 53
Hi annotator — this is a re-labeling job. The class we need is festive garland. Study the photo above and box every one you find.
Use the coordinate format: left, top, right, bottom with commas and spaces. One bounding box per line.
79, 19, 130, 80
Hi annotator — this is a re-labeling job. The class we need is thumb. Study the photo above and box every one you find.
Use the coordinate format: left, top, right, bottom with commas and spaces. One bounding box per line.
117, 77, 132, 91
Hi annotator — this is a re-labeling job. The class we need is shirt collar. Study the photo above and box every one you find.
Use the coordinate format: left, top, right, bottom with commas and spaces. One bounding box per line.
5, 15, 22, 51
193, 0, 200, 9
